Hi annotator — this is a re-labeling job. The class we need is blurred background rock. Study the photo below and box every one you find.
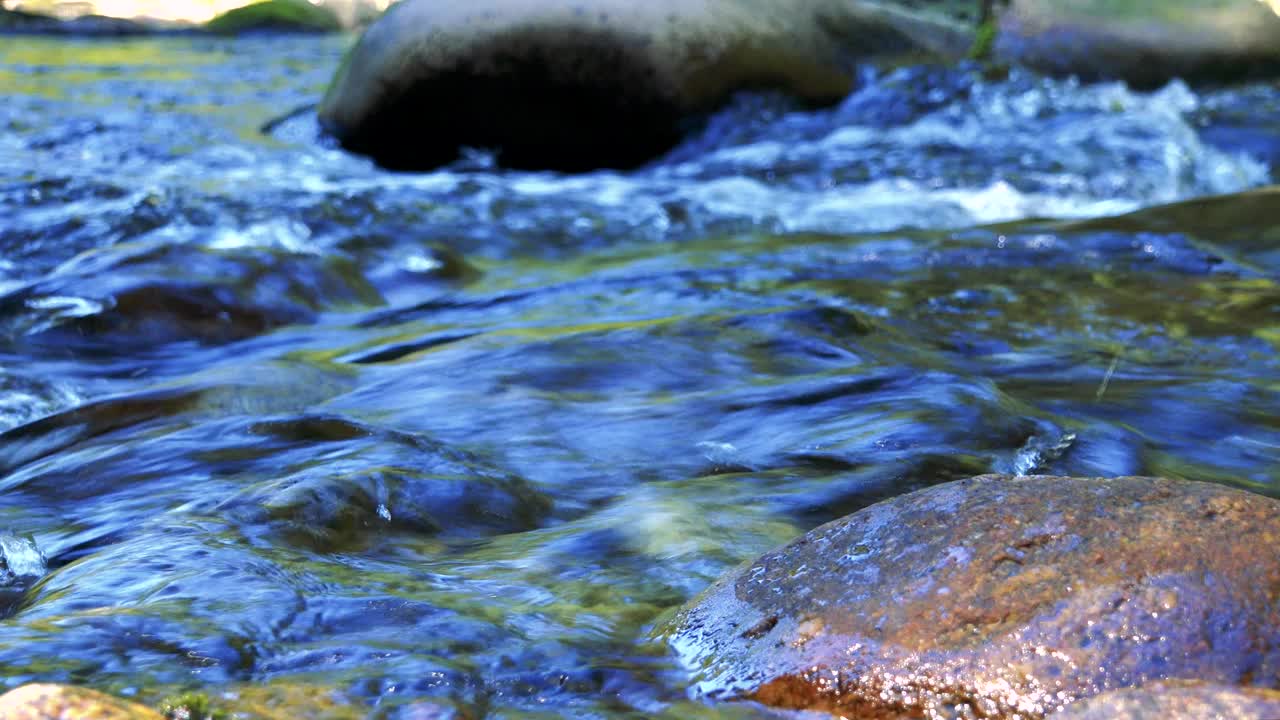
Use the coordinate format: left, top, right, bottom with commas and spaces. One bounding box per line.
0, 0, 393, 27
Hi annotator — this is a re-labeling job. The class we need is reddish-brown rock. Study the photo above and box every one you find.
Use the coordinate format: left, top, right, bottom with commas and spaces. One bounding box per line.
667, 475, 1280, 719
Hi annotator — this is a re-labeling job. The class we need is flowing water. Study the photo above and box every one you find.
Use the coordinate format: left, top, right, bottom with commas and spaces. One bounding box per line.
0, 34, 1278, 718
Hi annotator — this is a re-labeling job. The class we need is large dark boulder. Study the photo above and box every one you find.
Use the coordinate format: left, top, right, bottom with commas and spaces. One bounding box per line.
316, 0, 1280, 172
317, 0, 943, 171
666, 474, 1280, 719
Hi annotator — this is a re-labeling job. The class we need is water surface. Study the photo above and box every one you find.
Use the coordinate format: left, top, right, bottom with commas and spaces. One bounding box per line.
0, 34, 1278, 718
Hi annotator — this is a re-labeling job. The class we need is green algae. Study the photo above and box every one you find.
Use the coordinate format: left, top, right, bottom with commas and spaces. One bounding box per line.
160, 692, 226, 720
1022, 0, 1268, 22
967, 17, 998, 58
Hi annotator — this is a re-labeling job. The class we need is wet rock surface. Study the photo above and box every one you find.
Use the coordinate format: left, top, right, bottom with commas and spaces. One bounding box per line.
1046, 184, 1280, 275
318, 0, 926, 171
318, 0, 1280, 171
668, 474, 1280, 719
996, 0, 1280, 86
0, 241, 383, 354
217, 415, 552, 549
0, 684, 161, 720
1049, 680, 1280, 720
184, 683, 371, 720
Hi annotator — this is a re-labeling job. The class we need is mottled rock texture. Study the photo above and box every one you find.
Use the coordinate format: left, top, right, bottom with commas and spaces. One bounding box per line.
668, 474, 1280, 719
1049, 680, 1280, 720
0, 684, 162, 720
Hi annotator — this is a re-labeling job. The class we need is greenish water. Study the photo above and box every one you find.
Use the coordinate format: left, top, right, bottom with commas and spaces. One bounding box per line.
0, 35, 1278, 718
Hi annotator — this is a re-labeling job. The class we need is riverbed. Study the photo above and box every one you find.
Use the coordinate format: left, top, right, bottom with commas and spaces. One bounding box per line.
0, 34, 1278, 718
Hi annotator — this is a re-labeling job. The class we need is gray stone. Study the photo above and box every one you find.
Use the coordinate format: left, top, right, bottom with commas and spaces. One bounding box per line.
317, 0, 954, 171
996, 0, 1280, 86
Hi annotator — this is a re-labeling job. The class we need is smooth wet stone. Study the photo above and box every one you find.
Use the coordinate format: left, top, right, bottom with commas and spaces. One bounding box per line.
1050, 680, 1280, 720
220, 415, 551, 549
1052, 185, 1280, 273
0, 362, 355, 477
0, 684, 161, 720
0, 241, 382, 353
318, 0, 936, 171
996, 0, 1280, 86
667, 474, 1280, 719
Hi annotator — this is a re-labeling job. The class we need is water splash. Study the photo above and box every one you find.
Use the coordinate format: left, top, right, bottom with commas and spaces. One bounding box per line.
0, 533, 46, 612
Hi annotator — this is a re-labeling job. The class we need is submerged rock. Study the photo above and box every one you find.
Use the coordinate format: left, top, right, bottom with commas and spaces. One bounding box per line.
318, 0, 941, 171
1050, 185, 1280, 272
0, 241, 382, 353
1050, 681, 1280, 720
218, 415, 551, 550
667, 474, 1280, 719
175, 683, 367, 720
996, 0, 1280, 86
0, 684, 161, 720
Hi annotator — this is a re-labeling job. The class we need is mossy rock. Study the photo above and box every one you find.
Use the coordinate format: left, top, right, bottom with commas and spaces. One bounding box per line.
159, 692, 225, 720
162, 685, 369, 720
205, 0, 341, 36
0, 684, 162, 720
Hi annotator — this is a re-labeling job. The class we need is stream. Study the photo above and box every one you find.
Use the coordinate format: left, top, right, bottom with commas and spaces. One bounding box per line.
0, 34, 1278, 718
